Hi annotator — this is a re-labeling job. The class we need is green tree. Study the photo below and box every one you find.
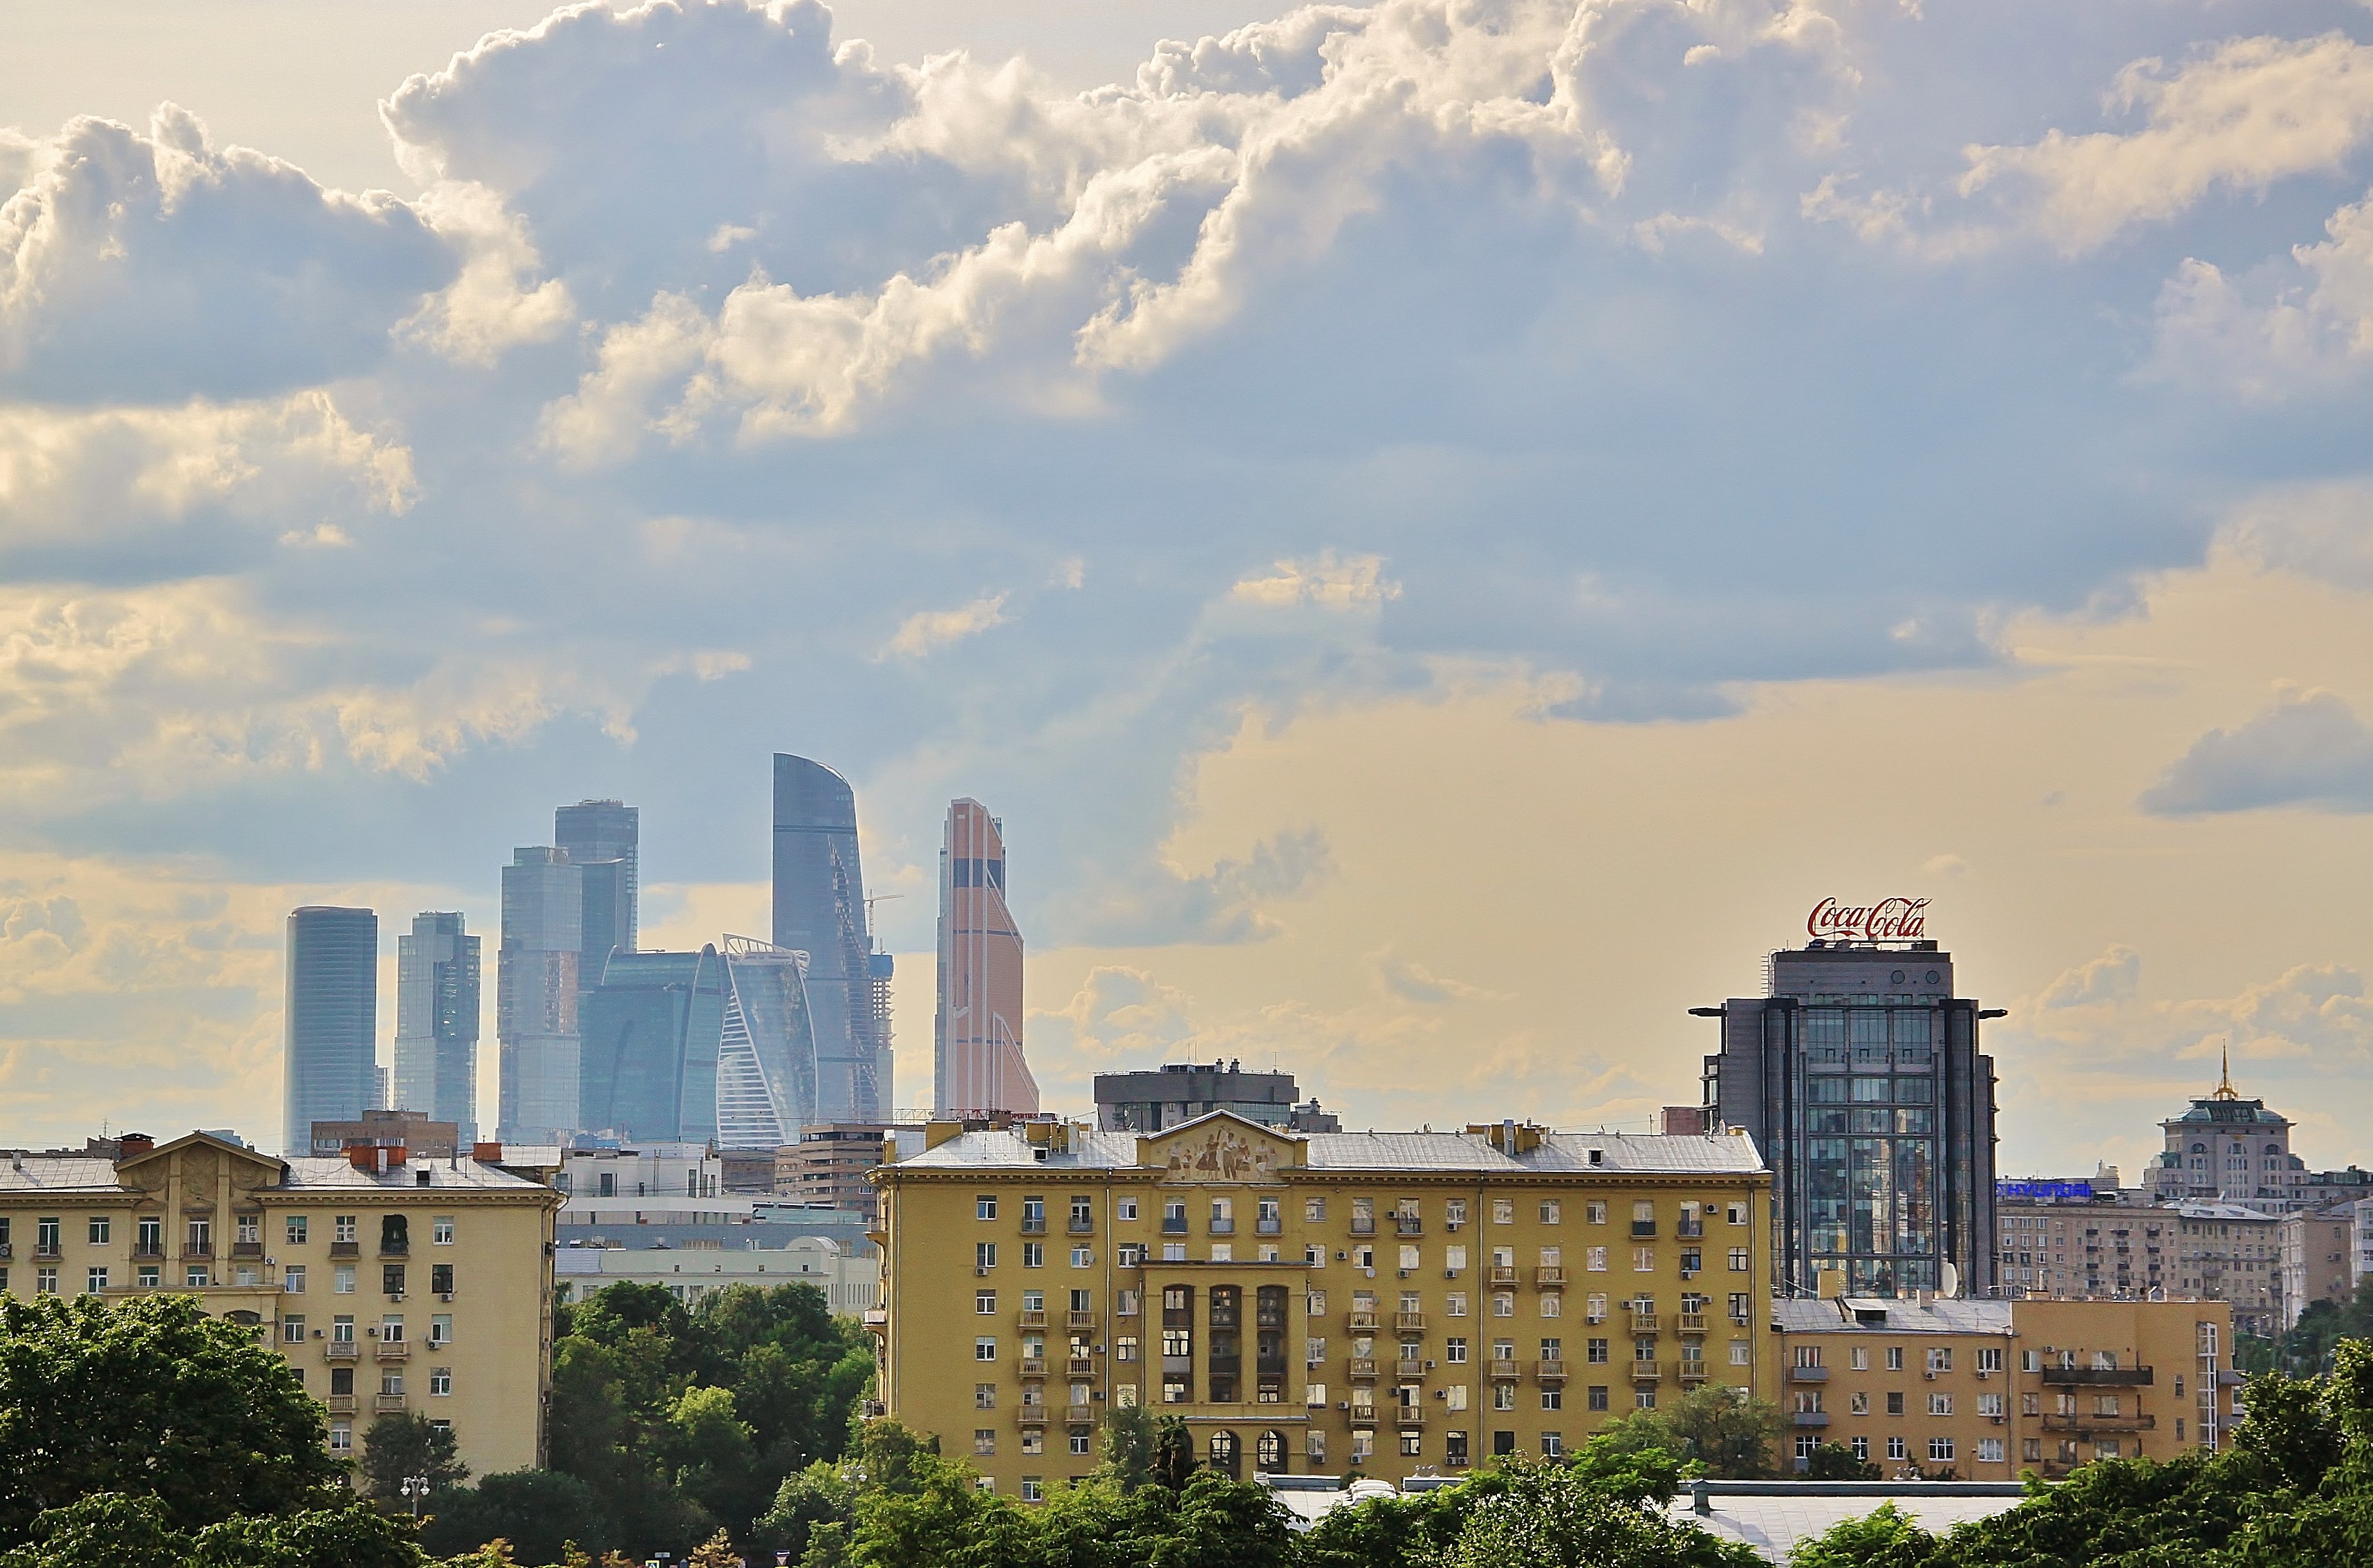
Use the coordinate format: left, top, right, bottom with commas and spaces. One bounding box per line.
359, 1412, 471, 1504
1785, 1501, 1935, 1567
420, 1470, 616, 1565
845, 1443, 1001, 1568
1151, 1415, 1198, 1491
1615, 1385, 1783, 1480
194, 1504, 423, 1568
0, 1494, 190, 1568
1099, 1403, 1159, 1491
1802, 1443, 1882, 1482
0, 1295, 343, 1544
1424, 1457, 1762, 1568
750, 1462, 856, 1562
664, 1385, 766, 1538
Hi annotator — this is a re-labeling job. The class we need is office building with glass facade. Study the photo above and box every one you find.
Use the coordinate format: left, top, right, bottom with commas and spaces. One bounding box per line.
579, 940, 822, 1147
282, 906, 379, 1157
393, 911, 481, 1144
1700, 942, 1998, 1297
936, 799, 1038, 1118
499, 847, 581, 1144
772, 754, 891, 1122
556, 799, 638, 989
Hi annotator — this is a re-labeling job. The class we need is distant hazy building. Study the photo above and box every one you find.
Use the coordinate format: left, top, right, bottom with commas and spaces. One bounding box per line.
393, 911, 481, 1143
2279, 1201, 2356, 1332
283, 906, 379, 1156
2145, 1055, 2310, 1213
772, 754, 891, 1121
557, 799, 638, 989
310, 1108, 461, 1159
1092, 1062, 1340, 1133
499, 847, 581, 1144
933, 799, 1037, 1117
1698, 924, 1999, 1297
579, 938, 821, 1148
776, 1121, 915, 1221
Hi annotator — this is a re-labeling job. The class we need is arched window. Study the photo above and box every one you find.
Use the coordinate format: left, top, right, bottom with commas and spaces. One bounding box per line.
2265, 1144, 2281, 1155
2190, 1144, 2206, 1155
1209, 1429, 1240, 1479
1257, 1429, 1286, 1473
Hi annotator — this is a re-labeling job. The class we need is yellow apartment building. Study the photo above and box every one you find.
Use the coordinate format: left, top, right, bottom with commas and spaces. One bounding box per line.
0, 1132, 559, 1479
872, 1111, 1774, 1494
1773, 1294, 2234, 1480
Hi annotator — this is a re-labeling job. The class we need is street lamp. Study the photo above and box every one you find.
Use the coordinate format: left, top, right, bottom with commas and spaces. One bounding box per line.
400, 1475, 431, 1518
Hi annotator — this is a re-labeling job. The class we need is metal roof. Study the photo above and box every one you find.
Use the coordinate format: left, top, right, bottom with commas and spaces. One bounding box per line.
894, 1123, 1767, 1178
0, 1153, 548, 1195
1773, 1296, 2013, 1334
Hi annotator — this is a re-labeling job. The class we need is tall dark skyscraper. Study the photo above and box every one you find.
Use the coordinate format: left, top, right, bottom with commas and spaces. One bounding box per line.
499, 846, 581, 1144
556, 799, 638, 989
772, 754, 891, 1121
393, 912, 481, 1144
1699, 902, 1999, 1297
283, 905, 378, 1155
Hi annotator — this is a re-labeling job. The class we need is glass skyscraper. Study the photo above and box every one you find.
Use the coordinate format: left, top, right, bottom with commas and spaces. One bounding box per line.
578, 937, 821, 1146
393, 911, 481, 1144
283, 905, 378, 1156
772, 754, 891, 1121
556, 799, 638, 989
1700, 940, 1999, 1296
935, 799, 1037, 1117
716, 935, 821, 1148
498, 847, 581, 1143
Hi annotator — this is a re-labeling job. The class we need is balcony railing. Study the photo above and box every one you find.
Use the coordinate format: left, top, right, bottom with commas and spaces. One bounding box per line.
326, 1342, 360, 1360
374, 1342, 410, 1361
1789, 1365, 1830, 1383
1790, 1410, 1830, 1427
1068, 1217, 1095, 1235
1347, 1311, 1379, 1332
1489, 1359, 1520, 1381
1628, 1312, 1661, 1334
1016, 1408, 1049, 1429
1534, 1361, 1567, 1383
1066, 1357, 1093, 1376
324, 1394, 356, 1414
31, 1247, 60, 1262
373, 1394, 408, 1413
1347, 1359, 1377, 1380
2041, 1365, 2154, 1386
1395, 1359, 1424, 1379
1068, 1310, 1097, 1330
231, 1241, 266, 1260
1396, 1312, 1426, 1331
1631, 1222, 1657, 1239
378, 1242, 409, 1258
1679, 1363, 1709, 1383
1018, 1358, 1048, 1376
1536, 1267, 1565, 1287
1161, 1217, 1189, 1235
1350, 1217, 1376, 1237
328, 1241, 360, 1258
1018, 1310, 1048, 1329
1395, 1217, 1423, 1237
1487, 1267, 1519, 1287
1393, 1407, 1427, 1426
2042, 1412, 2155, 1432
1020, 1217, 1048, 1235
1210, 1219, 1234, 1236
1256, 1218, 1283, 1236
1631, 1362, 1663, 1383
1678, 1313, 1709, 1334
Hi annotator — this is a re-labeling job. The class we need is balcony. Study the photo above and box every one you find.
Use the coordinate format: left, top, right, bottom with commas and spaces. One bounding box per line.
1677, 1222, 1705, 1240
1068, 1217, 1095, 1236
374, 1342, 410, 1362
1678, 1313, 1709, 1334
1628, 1312, 1661, 1334
1631, 1361, 1662, 1383
1018, 1310, 1048, 1329
373, 1394, 408, 1414
1066, 1357, 1093, 1376
1489, 1359, 1520, 1381
2042, 1412, 2156, 1432
1210, 1219, 1235, 1236
1395, 1359, 1424, 1379
326, 1342, 360, 1361
1018, 1358, 1048, 1377
231, 1242, 265, 1260
1347, 1311, 1379, 1332
1347, 1359, 1378, 1380
1016, 1408, 1050, 1429
1350, 1217, 1376, 1238
1069, 1310, 1097, 1330
1487, 1267, 1519, 1287
324, 1394, 356, 1414
1534, 1361, 1567, 1383
130, 1247, 161, 1262
1789, 1365, 1830, 1383
1535, 1267, 1565, 1288
1021, 1217, 1048, 1236
179, 1246, 211, 1262
378, 1242, 409, 1259
1790, 1410, 1830, 1428
1256, 1218, 1283, 1236
1679, 1362, 1709, 1383
1396, 1312, 1426, 1331
1393, 1407, 1427, 1427
1161, 1217, 1189, 1235
31, 1247, 60, 1263
2041, 1365, 2154, 1386
328, 1242, 360, 1259
1395, 1217, 1423, 1238
1631, 1222, 1657, 1239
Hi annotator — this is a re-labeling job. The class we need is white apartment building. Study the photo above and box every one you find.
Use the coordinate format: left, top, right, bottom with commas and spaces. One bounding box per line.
555, 1234, 877, 1314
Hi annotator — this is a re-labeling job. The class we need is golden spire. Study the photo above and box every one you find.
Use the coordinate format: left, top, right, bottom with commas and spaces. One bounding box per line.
2211, 1038, 2238, 1101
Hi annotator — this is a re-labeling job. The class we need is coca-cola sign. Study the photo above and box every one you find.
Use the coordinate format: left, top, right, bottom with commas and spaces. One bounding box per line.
1807, 897, 1929, 942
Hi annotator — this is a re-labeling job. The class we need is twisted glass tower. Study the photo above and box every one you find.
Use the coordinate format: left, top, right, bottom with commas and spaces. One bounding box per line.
772, 754, 891, 1121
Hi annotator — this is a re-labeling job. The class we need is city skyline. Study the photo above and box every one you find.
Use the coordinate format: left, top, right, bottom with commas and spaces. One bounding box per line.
936, 798, 1038, 1119
6, 0, 2373, 1182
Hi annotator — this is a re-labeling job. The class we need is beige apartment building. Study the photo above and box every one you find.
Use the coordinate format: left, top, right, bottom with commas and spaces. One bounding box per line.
781, 1124, 897, 1220
1774, 1295, 2234, 1480
0, 1132, 558, 1478
2278, 1201, 2356, 1332
2001, 1197, 2278, 1336
873, 1112, 1775, 1495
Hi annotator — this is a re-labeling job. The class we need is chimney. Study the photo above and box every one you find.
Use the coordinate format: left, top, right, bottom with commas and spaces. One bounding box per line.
472, 1141, 505, 1164
116, 1133, 155, 1162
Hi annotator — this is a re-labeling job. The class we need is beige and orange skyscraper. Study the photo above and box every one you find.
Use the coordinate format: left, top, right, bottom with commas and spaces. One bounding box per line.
933, 799, 1038, 1117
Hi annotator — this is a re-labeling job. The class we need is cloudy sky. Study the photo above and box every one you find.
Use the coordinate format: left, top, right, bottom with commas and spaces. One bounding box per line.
6, 0, 2373, 1178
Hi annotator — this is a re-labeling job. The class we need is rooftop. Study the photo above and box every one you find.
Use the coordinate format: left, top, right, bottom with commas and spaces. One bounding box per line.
1774, 1297, 2014, 1334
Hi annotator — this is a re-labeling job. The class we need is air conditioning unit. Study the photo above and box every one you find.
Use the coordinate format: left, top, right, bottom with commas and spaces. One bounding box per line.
976, 1267, 990, 1277
1425, 1359, 1436, 1370
1335, 1251, 1347, 1262
1444, 1270, 1459, 1280
438, 1291, 454, 1303
1397, 1269, 1410, 1280
1446, 1222, 1462, 1232
1924, 1371, 1937, 1380
1338, 1400, 1350, 1410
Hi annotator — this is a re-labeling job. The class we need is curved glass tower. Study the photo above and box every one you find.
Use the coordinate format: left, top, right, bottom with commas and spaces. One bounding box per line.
717, 935, 821, 1147
772, 754, 889, 1121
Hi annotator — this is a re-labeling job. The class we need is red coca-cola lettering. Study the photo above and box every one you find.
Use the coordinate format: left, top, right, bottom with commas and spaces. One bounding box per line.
1807, 897, 1930, 942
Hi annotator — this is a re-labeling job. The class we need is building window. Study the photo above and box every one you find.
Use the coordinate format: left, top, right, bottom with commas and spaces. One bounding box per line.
1446, 1292, 1468, 1316
334, 1215, 357, 1245
977, 1291, 998, 1314
1493, 1294, 1515, 1317
977, 1243, 998, 1269
1887, 1392, 1905, 1415
1635, 1388, 1657, 1410
1023, 1243, 1045, 1268
1586, 1201, 1608, 1225
1071, 1247, 1093, 1268
1541, 1388, 1562, 1411
1928, 1393, 1953, 1417
1728, 1249, 1750, 1272
137, 1265, 158, 1288
1632, 1248, 1656, 1272
1493, 1383, 1516, 1410
1888, 1437, 1907, 1461
978, 1196, 999, 1220
1978, 1438, 2004, 1464
1446, 1337, 1468, 1364
1540, 1200, 1562, 1225
1850, 1347, 1868, 1370
1852, 1437, 1870, 1462
1020, 1477, 1044, 1503
328, 1423, 351, 1453
975, 1384, 996, 1409
974, 1430, 996, 1457
88, 1217, 111, 1246
1071, 1432, 1092, 1457
284, 1266, 307, 1294
1588, 1385, 1610, 1410
181, 1268, 205, 1288
1887, 1347, 1905, 1371
429, 1368, 452, 1397
976, 1338, 997, 1361
1586, 1247, 1608, 1272
1929, 1438, 1955, 1463
1926, 1347, 1953, 1373
1118, 1199, 1139, 1221
285, 1216, 308, 1246
432, 1217, 454, 1246
85, 1268, 108, 1294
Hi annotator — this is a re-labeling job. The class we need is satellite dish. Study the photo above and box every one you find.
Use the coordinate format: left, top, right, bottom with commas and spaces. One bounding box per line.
1939, 1262, 1961, 1299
